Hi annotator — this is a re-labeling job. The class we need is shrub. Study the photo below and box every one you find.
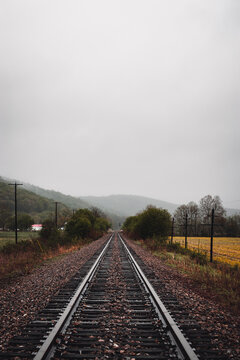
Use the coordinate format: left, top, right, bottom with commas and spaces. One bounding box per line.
65, 208, 110, 240
123, 206, 171, 242
190, 250, 208, 265
40, 219, 59, 240
65, 216, 91, 239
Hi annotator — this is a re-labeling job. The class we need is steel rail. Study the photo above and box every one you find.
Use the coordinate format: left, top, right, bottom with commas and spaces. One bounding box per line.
33, 233, 114, 360
118, 233, 199, 360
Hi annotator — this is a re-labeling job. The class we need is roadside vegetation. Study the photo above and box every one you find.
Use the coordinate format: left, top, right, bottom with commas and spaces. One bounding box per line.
171, 236, 240, 266
0, 208, 111, 281
0, 231, 39, 248
140, 238, 240, 313
123, 205, 240, 313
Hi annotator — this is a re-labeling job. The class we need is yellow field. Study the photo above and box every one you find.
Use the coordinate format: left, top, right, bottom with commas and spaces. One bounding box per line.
171, 236, 240, 266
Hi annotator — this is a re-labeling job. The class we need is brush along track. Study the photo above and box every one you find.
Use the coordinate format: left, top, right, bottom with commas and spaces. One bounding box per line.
0, 233, 226, 359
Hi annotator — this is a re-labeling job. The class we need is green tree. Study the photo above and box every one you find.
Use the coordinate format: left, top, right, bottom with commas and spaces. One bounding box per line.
0, 209, 12, 230
90, 206, 106, 219
123, 206, 171, 241
94, 217, 111, 233
122, 215, 139, 238
136, 206, 171, 240
6, 216, 15, 231
18, 213, 34, 231
40, 219, 59, 239
65, 208, 110, 239
65, 215, 92, 239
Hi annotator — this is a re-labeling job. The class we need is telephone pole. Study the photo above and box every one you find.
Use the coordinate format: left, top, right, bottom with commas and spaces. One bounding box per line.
185, 213, 188, 249
55, 202, 58, 228
171, 217, 174, 244
8, 182, 23, 244
210, 208, 215, 262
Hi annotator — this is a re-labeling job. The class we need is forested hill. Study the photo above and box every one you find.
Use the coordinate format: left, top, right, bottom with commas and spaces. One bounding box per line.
22, 182, 90, 210
20, 181, 125, 228
0, 177, 125, 229
0, 179, 71, 223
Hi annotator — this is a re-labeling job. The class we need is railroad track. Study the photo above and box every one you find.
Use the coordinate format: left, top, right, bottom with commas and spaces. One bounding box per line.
0, 233, 227, 359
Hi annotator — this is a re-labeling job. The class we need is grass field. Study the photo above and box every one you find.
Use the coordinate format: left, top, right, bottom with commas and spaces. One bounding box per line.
172, 236, 240, 266
0, 231, 39, 248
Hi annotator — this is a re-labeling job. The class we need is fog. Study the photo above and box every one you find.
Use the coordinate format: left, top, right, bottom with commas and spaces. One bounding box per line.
1, 0, 240, 208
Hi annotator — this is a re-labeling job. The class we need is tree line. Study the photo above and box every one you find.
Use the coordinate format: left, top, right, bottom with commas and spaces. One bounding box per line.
41, 207, 111, 242
173, 195, 240, 237
123, 195, 240, 240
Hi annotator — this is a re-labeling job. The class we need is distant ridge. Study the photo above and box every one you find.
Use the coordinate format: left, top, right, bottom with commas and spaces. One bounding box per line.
81, 194, 240, 218
1, 176, 239, 222
81, 194, 179, 216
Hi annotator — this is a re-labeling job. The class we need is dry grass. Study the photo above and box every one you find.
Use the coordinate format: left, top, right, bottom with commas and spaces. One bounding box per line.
0, 250, 39, 278
136, 237, 240, 313
172, 236, 240, 265
0, 237, 90, 280
0, 231, 39, 248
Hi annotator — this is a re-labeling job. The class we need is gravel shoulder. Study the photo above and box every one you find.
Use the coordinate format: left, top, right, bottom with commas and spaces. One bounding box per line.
0, 235, 108, 349
125, 236, 240, 360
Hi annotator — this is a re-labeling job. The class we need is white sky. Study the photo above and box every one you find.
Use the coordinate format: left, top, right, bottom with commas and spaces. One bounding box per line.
1, 0, 240, 207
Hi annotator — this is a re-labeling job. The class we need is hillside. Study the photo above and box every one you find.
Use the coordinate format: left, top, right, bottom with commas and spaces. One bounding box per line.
0, 177, 125, 229
81, 194, 179, 216
22, 182, 90, 210
0, 179, 71, 224
20, 181, 125, 229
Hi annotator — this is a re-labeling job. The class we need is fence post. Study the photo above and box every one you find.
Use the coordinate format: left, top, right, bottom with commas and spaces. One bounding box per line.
185, 213, 188, 249
171, 217, 174, 244
210, 208, 215, 262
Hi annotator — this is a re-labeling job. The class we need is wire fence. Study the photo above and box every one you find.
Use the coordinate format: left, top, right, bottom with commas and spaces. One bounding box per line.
169, 213, 240, 266
170, 236, 240, 266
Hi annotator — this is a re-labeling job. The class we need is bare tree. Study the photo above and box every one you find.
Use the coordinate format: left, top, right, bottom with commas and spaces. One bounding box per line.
187, 201, 199, 235
199, 195, 225, 224
174, 204, 188, 235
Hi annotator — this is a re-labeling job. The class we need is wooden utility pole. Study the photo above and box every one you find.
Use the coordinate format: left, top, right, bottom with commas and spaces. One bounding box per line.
210, 208, 215, 262
55, 202, 58, 228
8, 182, 23, 244
185, 213, 188, 249
171, 217, 174, 244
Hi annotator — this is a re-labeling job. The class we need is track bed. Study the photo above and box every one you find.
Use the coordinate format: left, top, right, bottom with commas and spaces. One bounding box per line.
0, 233, 228, 359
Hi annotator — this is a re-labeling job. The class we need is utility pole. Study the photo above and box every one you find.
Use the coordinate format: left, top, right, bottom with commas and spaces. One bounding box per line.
210, 208, 215, 262
185, 213, 188, 249
171, 217, 174, 244
55, 202, 58, 228
8, 182, 23, 244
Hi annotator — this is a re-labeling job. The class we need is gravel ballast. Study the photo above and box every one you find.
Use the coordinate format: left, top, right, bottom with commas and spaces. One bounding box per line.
0, 235, 108, 350
1, 233, 239, 359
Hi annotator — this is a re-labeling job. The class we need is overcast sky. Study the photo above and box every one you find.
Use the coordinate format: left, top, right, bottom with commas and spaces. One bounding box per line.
1, 0, 240, 208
